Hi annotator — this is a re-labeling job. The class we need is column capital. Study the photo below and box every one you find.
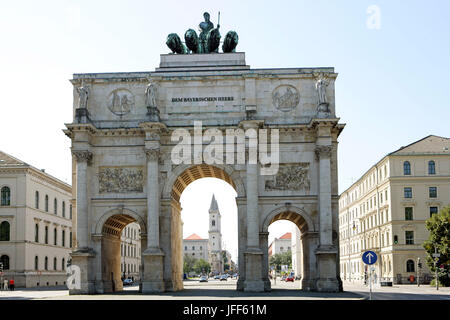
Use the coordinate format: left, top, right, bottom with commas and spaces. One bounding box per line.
315, 145, 332, 160
139, 122, 167, 141
72, 150, 93, 163
145, 149, 160, 162
238, 119, 264, 130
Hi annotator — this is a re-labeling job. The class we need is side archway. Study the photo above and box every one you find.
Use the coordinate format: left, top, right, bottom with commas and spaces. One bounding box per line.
261, 205, 315, 234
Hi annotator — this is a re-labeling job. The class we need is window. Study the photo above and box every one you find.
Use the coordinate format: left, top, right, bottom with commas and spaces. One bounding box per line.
54, 198, 57, 214
430, 207, 438, 217
405, 231, 414, 245
200, 246, 202, 250
45, 195, 49, 212
35, 224, 39, 242
404, 187, 412, 198
184, 246, 187, 250
62, 258, 65, 271
429, 187, 437, 198
54, 228, 57, 246
393, 235, 398, 244
403, 161, 411, 175
35, 256, 39, 270
0, 255, 9, 270
62, 201, 66, 218
406, 260, 415, 272
62, 230, 66, 247
428, 161, 436, 175
53, 257, 57, 270
44, 226, 48, 244
192, 246, 195, 250
212, 220, 215, 226
44, 256, 48, 270
35, 191, 39, 209
405, 207, 413, 221
69, 204, 72, 219
0, 187, 10, 206
0, 221, 10, 241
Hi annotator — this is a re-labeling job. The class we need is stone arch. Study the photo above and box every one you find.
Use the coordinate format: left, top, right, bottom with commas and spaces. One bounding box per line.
162, 163, 245, 201
94, 207, 147, 236
261, 205, 315, 234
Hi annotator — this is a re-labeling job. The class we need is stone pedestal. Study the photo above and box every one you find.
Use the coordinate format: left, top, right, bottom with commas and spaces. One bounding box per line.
141, 250, 165, 293
243, 250, 265, 292
315, 245, 340, 292
69, 249, 96, 295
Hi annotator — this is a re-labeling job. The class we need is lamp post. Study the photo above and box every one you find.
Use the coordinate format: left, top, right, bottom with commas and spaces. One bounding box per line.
417, 258, 421, 287
432, 247, 440, 291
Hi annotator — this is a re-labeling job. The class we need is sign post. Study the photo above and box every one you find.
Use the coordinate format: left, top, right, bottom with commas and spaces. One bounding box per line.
432, 247, 440, 291
362, 251, 378, 300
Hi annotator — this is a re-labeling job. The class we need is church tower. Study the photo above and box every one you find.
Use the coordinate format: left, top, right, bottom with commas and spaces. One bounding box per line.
208, 194, 223, 274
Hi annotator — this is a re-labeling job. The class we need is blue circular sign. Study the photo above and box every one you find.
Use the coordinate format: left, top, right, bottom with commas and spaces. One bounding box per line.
362, 251, 378, 265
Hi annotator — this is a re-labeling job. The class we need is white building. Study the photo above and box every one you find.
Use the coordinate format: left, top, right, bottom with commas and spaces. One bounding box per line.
339, 135, 450, 285
183, 233, 208, 261
291, 227, 302, 278
268, 232, 292, 256
120, 222, 141, 281
0, 151, 73, 288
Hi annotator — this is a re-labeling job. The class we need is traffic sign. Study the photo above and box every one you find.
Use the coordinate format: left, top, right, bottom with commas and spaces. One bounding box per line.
362, 251, 377, 265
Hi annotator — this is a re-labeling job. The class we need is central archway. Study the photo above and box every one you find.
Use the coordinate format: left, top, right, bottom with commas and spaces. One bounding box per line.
161, 164, 244, 291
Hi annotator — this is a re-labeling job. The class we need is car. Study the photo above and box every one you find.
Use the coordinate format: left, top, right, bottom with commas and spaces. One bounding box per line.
281, 275, 287, 281
220, 274, 228, 281
123, 278, 133, 286
199, 276, 208, 282
214, 275, 220, 280
285, 276, 294, 282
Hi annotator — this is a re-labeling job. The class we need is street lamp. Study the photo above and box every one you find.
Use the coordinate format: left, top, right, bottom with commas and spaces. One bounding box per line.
417, 258, 421, 287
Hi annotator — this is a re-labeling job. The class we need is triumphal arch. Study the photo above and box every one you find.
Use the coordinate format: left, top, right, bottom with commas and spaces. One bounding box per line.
64, 14, 345, 294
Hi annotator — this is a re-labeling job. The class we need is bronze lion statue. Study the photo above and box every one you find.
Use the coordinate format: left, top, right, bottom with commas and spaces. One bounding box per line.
166, 33, 187, 54
184, 29, 200, 54
222, 31, 239, 53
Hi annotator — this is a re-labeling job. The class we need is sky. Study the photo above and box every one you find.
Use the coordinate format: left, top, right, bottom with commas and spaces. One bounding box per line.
1, 1, 449, 264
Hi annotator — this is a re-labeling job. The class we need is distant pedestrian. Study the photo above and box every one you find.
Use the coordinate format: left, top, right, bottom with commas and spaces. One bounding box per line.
3, 278, 8, 290
9, 279, 14, 291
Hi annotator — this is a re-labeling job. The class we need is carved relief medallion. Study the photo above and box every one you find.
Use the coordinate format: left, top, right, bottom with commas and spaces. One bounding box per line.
98, 167, 144, 193
272, 85, 300, 112
107, 89, 135, 116
265, 163, 310, 191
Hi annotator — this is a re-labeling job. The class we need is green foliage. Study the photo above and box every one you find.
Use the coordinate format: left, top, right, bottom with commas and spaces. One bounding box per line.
183, 254, 197, 274
193, 258, 211, 274
269, 251, 292, 271
423, 205, 450, 287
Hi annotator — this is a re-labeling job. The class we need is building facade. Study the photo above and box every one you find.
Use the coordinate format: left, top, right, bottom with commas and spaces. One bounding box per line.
183, 233, 208, 261
339, 135, 450, 285
291, 226, 303, 278
0, 151, 73, 288
120, 222, 141, 281
268, 232, 292, 256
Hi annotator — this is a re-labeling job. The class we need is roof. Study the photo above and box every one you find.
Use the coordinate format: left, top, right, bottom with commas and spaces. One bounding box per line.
389, 135, 450, 155
209, 194, 219, 212
279, 232, 292, 240
0, 150, 72, 191
185, 233, 204, 240
0, 151, 29, 167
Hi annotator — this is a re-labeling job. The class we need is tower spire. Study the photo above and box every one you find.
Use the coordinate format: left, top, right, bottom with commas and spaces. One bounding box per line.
209, 193, 219, 212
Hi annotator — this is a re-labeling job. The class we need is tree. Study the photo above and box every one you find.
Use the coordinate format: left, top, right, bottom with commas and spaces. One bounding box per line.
193, 258, 211, 274
423, 205, 450, 287
269, 251, 292, 272
183, 254, 197, 274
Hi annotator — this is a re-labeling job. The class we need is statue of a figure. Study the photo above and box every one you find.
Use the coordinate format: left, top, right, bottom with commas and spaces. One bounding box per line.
145, 82, 157, 108
199, 12, 220, 53
315, 76, 329, 105
76, 86, 89, 108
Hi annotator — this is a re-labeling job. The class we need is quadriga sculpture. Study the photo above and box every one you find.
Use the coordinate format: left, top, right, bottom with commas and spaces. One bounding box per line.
166, 33, 187, 54
222, 31, 239, 53
184, 29, 200, 54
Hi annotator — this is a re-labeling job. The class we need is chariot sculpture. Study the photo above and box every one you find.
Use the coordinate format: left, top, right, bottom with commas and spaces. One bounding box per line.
166, 12, 239, 54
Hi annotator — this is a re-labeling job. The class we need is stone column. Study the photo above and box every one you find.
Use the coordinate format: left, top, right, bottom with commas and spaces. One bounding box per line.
246, 162, 259, 249
140, 122, 166, 293
145, 149, 161, 252
314, 144, 340, 292
315, 145, 333, 246
72, 150, 92, 250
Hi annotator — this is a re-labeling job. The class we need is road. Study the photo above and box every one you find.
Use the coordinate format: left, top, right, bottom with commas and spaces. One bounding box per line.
0, 278, 449, 300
